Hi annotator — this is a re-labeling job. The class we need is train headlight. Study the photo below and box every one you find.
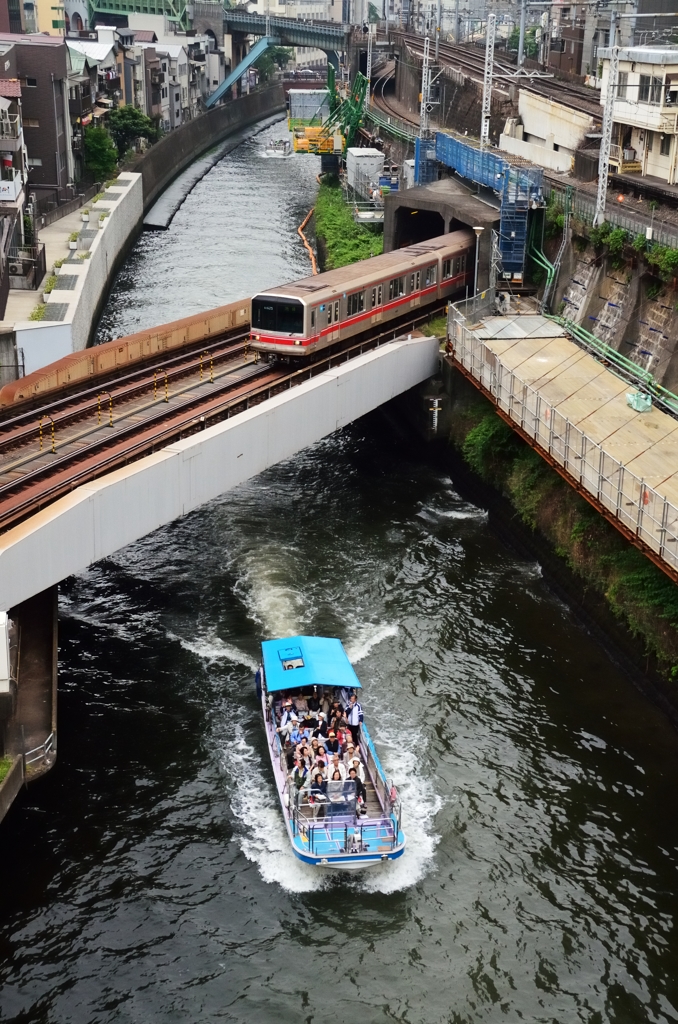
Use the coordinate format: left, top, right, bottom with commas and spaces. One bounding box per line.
251, 333, 260, 341
294, 340, 301, 346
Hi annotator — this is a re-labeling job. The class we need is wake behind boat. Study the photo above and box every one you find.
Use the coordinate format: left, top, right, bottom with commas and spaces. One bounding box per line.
256, 635, 405, 869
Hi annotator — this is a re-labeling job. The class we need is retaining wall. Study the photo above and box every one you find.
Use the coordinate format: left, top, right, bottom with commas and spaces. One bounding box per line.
0, 756, 23, 825
127, 83, 286, 212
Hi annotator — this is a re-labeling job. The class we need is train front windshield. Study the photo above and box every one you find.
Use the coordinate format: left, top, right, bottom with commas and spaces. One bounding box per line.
252, 297, 304, 334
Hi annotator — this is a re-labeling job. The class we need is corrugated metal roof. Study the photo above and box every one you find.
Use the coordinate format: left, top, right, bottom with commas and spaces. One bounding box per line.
0, 79, 21, 97
67, 40, 116, 62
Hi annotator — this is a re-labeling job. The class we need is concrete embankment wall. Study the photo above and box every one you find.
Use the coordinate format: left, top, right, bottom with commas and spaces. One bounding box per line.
128, 84, 286, 212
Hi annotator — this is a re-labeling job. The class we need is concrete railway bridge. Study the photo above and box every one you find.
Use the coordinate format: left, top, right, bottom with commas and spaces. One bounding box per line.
0, 299, 440, 823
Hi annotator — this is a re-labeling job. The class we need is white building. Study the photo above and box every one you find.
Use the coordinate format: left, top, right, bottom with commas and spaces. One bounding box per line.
599, 45, 678, 184
500, 89, 598, 174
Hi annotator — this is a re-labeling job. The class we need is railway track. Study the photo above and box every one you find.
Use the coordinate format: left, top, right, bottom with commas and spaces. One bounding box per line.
0, 307, 446, 536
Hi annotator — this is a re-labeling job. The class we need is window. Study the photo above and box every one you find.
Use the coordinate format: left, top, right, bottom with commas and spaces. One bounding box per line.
347, 291, 364, 317
251, 297, 304, 333
660, 133, 671, 156
639, 75, 662, 104
647, 132, 653, 152
310, 309, 315, 328
56, 114, 63, 136
409, 271, 420, 292
175, 91, 179, 101
24, 118, 39, 127
27, 157, 42, 166
334, 300, 339, 322
327, 304, 333, 325
371, 284, 383, 307
442, 258, 451, 279
24, 76, 37, 87
425, 265, 437, 286
617, 71, 628, 100
162, 87, 167, 98
388, 276, 405, 300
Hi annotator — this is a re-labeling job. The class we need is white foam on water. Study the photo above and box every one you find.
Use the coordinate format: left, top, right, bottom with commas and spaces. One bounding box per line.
237, 549, 309, 639
220, 725, 326, 893
167, 631, 258, 672
360, 720, 443, 895
345, 623, 399, 665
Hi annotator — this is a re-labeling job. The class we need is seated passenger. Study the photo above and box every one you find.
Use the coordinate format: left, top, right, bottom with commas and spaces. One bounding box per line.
277, 702, 298, 741
325, 731, 341, 755
349, 755, 365, 783
329, 753, 347, 780
316, 745, 329, 766
307, 690, 321, 714
309, 773, 327, 818
343, 742, 356, 766
348, 767, 367, 815
289, 724, 303, 747
291, 759, 309, 791
313, 712, 329, 739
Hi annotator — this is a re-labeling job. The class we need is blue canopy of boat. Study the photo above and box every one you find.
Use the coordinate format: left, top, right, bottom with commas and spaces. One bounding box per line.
261, 635, 362, 694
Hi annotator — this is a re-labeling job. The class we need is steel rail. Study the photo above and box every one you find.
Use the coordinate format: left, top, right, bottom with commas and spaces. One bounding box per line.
0, 337, 250, 456
0, 327, 251, 428
0, 306, 446, 535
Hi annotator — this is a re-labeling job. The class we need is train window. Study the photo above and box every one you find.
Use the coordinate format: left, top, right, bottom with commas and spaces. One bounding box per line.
311, 310, 315, 328
425, 265, 437, 286
409, 272, 420, 292
461, 255, 466, 272
388, 277, 405, 300
371, 287, 376, 307
252, 297, 304, 333
328, 305, 333, 325
334, 300, 339, 322
442, 259, 451, 280
347, 291, 365, 317
377, 284, 382, 304
454, 257, 460, 275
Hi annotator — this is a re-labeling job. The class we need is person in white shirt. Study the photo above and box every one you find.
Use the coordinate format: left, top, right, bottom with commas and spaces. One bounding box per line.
328, 754, 347, 780
348, 755, 365, 783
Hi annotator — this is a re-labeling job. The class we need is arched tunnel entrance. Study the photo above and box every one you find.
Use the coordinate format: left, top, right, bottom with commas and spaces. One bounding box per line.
393, 207, 445, 248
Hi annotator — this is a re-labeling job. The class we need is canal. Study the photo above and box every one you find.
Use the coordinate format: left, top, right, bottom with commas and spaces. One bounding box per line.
1, 119, 678, 1023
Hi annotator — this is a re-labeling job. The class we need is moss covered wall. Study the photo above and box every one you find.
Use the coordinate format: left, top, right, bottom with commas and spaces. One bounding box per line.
444, 361, 678, 693
314, 180, 383, 271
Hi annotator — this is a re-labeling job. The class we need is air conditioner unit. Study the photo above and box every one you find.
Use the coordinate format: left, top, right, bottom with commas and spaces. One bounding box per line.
9, 261, 22, 275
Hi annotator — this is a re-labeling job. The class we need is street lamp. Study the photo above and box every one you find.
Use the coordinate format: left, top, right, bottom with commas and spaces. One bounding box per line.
473, 225, 484, 311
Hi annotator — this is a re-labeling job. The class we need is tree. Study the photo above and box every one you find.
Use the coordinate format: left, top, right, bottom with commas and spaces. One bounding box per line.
107, 106, 158, 157
84, 126, 118, 180
269, 46, 293, 69
255, 50, 276, 82
368, 2, 380, 22
507, 25, 538, 59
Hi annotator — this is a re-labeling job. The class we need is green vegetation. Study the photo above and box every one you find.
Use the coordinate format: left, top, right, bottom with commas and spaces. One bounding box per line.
0, 756, 13, 785
449, 378, 678, 676
69, 232, 79, 243
77, 251, 91, 260
53, 258, 64, 270
92, 192, 105, 204
584, 220, 678, 277
368, 2, 380, 21
108, 106, 158, 157
29, 303, 47, 321
421, 315, 447, 338
84, 125, 118, 180
544, 194, 564, 240
508, 24, 538, 58
43, 275, 58, 294
314, 179, 383, 270
100, 211, 109, 221
255, 45, 293, 81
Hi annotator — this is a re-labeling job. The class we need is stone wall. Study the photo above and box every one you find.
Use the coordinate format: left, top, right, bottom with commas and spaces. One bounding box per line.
127, 84, 286, 212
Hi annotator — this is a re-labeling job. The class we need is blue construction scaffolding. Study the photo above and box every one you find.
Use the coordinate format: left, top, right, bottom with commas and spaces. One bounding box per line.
414, 133, 544, 280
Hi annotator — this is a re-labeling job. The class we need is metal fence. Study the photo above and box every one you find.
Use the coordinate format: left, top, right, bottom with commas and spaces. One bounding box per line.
545, 180, 678, 250
449, 292, 678, 577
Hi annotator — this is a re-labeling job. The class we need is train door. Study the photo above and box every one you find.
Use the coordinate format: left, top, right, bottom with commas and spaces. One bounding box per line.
409, 269, 421, 308
370, 283, 383, 324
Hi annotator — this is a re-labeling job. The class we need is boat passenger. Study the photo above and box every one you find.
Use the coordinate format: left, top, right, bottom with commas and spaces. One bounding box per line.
343, 742, 356, 766
289, 723, 304, 746
349, 755, 365, 783
307, 691, 321, 714
329, 754, 347, 780
325, 731, 341, 755
313, 712, 329, 739
291, 760, 309, 791
348, 767, 368, 814
309, 773, 327, 818
316, 745, 328, 766
277, 703, 298, 741
345, 694, 364, 745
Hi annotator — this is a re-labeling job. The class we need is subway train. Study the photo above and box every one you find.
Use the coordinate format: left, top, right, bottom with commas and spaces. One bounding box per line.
250, 230, 475, 361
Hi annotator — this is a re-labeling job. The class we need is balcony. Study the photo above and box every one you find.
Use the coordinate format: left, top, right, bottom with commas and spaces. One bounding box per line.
0, 114, 22, 153
0, 166, 23, 202
609, 143, 642, 174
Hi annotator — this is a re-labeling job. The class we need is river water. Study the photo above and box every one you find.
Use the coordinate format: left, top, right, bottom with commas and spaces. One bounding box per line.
2, 120, 678, 1024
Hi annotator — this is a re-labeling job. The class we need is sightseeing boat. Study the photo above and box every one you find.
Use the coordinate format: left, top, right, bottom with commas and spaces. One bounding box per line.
256, 635, 405, 869
265, 138, 293, 157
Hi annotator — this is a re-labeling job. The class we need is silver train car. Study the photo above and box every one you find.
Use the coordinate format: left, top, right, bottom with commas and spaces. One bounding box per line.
250, 231, 475, 360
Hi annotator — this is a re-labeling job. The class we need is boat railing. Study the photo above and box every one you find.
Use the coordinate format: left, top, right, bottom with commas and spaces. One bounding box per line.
361, 723, 402, 836
292, 810, 398, 857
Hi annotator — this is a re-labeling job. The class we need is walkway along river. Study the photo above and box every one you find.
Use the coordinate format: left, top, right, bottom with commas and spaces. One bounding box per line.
1, 120, 678, 1024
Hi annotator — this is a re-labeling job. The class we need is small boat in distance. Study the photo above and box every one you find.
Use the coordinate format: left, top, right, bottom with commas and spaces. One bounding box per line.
256, 635, 405, 869
265, 137, 292, 157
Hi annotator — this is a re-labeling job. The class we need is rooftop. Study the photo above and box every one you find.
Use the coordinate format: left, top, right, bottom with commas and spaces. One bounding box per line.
598, 45, 678, 65
261, 636, 362, 695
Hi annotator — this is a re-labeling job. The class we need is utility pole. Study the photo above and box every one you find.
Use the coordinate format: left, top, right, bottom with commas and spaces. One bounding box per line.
517, 0, 527, 66
594, 9, 617, 227
480, 11, 495, 148
366, 21, 373, 104
435, 0, 441, 60
420, 32, 431, 137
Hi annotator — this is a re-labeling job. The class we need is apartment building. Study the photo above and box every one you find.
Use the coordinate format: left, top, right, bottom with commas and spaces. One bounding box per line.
599, 45, 678, 185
